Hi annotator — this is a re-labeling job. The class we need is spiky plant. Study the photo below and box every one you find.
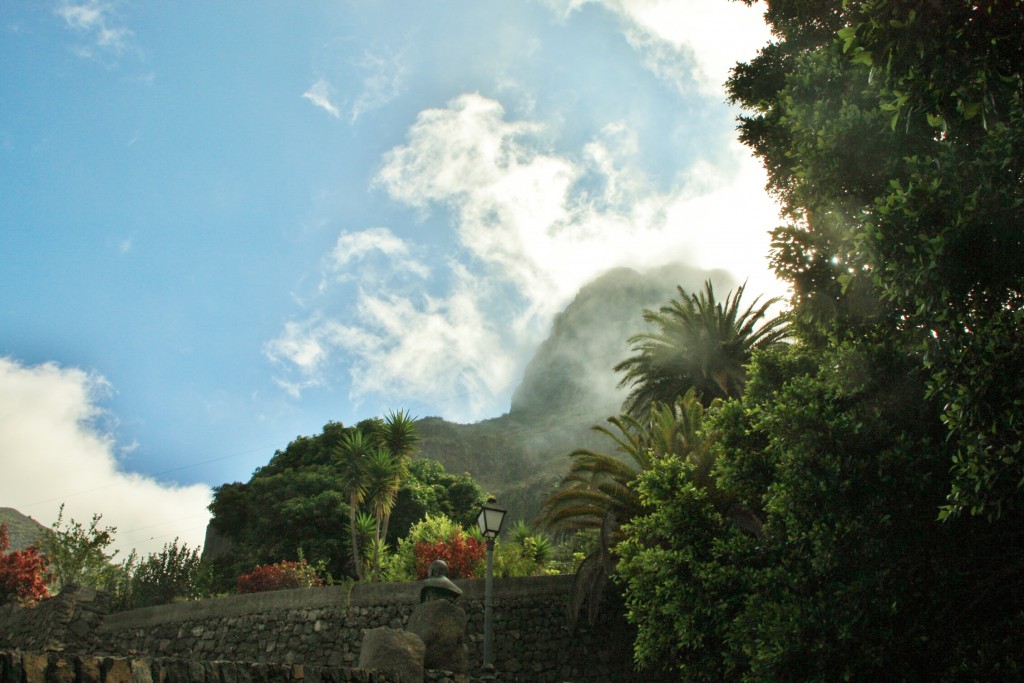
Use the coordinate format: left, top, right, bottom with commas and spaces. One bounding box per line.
615, 280, 788, 417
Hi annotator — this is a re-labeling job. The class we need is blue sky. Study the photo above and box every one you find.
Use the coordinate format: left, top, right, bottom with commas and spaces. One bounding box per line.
0, 0, 782, 556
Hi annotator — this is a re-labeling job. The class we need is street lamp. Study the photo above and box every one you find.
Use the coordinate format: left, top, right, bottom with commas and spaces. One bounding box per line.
477, 497, 507, 680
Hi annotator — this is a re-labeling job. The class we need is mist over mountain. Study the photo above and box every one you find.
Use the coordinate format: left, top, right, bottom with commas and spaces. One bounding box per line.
416, 263, 735, 523
200, 262, 737, 557
510, 263, 736, 422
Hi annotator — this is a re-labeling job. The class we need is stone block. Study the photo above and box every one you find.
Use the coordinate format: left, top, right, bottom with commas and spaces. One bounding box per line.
406, 601, 468, 675
77, 655, 101, 683
358, 628, 425, 683
104, 657, 133, 683
52, 657, 76, 683
22, 653, 48, 683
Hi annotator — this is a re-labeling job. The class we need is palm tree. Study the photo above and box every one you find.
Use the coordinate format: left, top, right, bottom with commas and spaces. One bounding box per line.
540, 391, 718, 627
334, 410, 420, 581
334, 429, 374, 581
362, 447, 407, 580
375, 409, 420, 544
542, 390, 765, 627
615, 280, 788, 416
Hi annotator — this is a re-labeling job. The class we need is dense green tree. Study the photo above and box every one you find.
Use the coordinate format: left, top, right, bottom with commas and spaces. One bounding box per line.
610, 2, 1024, 677
207, 468, 350, 593
617, 343, 1024, 680
541, 392, 723, 627
387, 458, 486, 542
207, 419, 483, 589
730, 0, 1024, 519
123, 539, 207, 609
614, 281, 787, 416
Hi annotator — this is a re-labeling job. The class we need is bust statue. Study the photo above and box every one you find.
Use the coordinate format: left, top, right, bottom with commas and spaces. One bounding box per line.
419, 559, 463, 603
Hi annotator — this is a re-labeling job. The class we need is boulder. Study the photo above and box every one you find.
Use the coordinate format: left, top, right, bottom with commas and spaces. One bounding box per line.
358, 627, 425, 683
406, 600, 469, 674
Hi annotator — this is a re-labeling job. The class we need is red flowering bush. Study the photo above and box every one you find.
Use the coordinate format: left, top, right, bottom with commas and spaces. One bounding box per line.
0, 523, 50, 606
414, 533, 484, 580
236, 560, 324, 594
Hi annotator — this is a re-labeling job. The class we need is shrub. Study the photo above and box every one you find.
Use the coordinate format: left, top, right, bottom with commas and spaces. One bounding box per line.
236, 560, 324, 594
413, 534, 484, 580
381, 513, 466, 581
124, 539, 208, 609
0, 523, 50, 606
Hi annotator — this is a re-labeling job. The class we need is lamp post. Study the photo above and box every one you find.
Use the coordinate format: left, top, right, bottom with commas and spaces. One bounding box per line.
476, 497, 506, 680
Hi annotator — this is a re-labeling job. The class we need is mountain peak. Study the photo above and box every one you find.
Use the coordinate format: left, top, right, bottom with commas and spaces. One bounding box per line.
509, 262, 735, 419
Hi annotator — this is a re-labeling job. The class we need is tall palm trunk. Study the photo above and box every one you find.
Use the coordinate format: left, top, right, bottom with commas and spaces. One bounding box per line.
348, 495, 364, 581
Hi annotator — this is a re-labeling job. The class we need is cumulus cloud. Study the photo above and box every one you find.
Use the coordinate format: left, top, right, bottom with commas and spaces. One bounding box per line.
268, 93, 784, 420
55, 0, 133, 59
0, 357, 211, 558
302, 78, 341, 118
613, 0, 770, 94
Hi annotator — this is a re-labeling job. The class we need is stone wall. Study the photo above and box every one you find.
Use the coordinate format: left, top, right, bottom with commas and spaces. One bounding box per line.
1, 576, 642, 682
0, 585, 108, 654
0, 651, 404, 683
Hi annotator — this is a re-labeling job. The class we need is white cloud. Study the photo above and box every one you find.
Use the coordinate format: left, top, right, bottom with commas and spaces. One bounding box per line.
327, 227, 429, 281
55, 0, 132, 59
269, 93, 784, 420
350, 49, 408, 123
302, 78, 341, 119
612, 0, 770, 94
0, 357, 211, 558
541, 0, 770, 95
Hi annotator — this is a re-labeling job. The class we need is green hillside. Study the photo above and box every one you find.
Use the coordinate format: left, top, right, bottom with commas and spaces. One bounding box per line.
203, 263, 727, 570
0, 507, 50, 551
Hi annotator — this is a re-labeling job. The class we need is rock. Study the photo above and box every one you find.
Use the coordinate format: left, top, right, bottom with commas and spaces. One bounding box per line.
406, 600, 469, 674
358, 627, 425, 683
22, 653, 47, 683
103, 658, 133, 683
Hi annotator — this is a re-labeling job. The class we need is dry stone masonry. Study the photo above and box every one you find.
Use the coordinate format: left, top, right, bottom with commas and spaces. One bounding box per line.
0, 575, 640, 682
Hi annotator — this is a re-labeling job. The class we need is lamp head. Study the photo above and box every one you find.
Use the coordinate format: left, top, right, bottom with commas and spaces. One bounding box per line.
476, 497, 507, 539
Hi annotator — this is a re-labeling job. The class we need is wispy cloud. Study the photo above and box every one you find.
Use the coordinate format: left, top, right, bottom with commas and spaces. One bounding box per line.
0, 357, 211, 557
55, 0, 133, 60
540, 0, 769, 95
327, 227, 429, 281
302, 78, 341, 118
349, 48, 408, 123
268, 93, 783, 420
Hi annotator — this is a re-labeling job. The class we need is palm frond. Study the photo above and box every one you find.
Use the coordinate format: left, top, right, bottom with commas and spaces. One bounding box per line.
615, 280, 789, 416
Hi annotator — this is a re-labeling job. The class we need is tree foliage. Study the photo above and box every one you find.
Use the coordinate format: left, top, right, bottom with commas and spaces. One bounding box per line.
124, 539, 208, 609
610, 2, 1024, 677
618, 343, 1024, 679
207, 418, 484, 590
0, 523, 49, 606
730, 0, 1024, 519
38, 505, 122, 593
414, 534, 484, 581
237, 560, 324, 594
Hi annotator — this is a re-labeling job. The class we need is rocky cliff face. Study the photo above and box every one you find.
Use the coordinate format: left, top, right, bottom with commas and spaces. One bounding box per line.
509, 263, 734, 420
